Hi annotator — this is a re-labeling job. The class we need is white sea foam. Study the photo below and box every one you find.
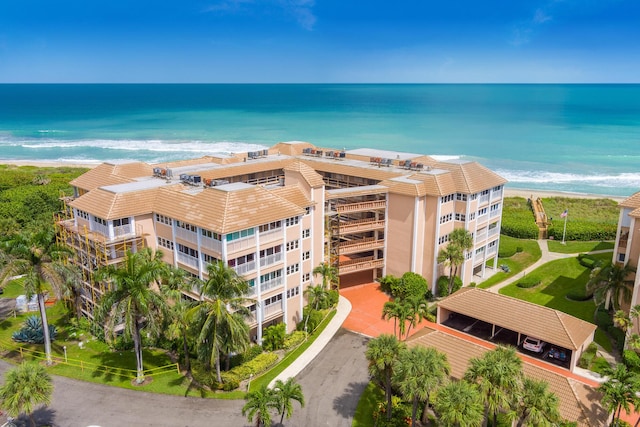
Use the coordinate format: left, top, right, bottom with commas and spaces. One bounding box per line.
8, 137, 267, 154
496, 169, 640, 189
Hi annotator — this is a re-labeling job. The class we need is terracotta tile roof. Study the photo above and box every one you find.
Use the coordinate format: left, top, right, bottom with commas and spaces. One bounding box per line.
270, 141, 315, 156
428, 160, 507, 194
407, 328, 606, 426
283, 161, 325, 188
300, 157, 405, 182
438, 288, 596, 351
70, 162, 153, 191
269, 186, 314, 209
620, 191, 640, 209
197, 158, 295, 182
377, 177, 425, 197
154, 183, 305, 234
412, 171, 459, 196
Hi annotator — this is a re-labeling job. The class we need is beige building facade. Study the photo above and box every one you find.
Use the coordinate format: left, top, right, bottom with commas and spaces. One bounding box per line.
614, 191, 640, 323
57, 141, 506, 341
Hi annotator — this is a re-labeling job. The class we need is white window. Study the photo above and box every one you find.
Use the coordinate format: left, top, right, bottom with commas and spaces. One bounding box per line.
302, 229, 310, 239
439, 213, 453, 224
490, 203, 501, 212
455, 213, 466, 222
203, 253, 219, 264
287, 286, 300, 298
456, 193, 467, 201
157, 237, 174, 250
302, 273, 310, 282
441, 194, 454, 203
438, 234, 450, 245
302, 251, 310, 260
201, 229, 222, 240
76, 209, 90, 220
93, 216, 107, 226
469, 212, 476, 220
287, 263, 299, 275
305, 207, 311, 215
285, 216, 300, 227
259, 221, 282, 233
478, 207, 487, 216
286, 240, 299, 251
155, 214, 173, 225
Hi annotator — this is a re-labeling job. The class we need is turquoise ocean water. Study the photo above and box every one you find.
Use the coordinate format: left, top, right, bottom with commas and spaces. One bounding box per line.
0, 84, 639, 197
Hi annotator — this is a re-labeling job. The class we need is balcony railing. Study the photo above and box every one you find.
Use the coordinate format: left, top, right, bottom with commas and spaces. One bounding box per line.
335, 218, 385, 234
177, 252, 199, 268
175, 227, 198, 244
336, 200, 386, 214
492, 190, 503, 200
227, 236, 257, 254
488, 226, 500, 237
92, 222, 109, 237
113, 224, 134, 238
260, 277, 283, 292
259, 252, 283, 268
201, 236, 222, 253
232, 261, 256, 276
479, 194, 490, 205
475, 231, 488, 243
263, 302, 283, 319
490, 210, 500, 219
259, 228, 282, 244
487, 246, 497, 256
337, 238, 385, 255
339, 257, 385, 274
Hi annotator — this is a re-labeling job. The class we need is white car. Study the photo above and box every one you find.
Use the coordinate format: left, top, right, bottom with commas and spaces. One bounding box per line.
522, 336, 546, 353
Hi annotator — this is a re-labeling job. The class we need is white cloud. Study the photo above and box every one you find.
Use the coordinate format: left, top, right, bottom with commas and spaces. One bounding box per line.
204, 0, 316, 30
509, 2, 555, 46
204, 0, 254, 14
277, 0, 316, 30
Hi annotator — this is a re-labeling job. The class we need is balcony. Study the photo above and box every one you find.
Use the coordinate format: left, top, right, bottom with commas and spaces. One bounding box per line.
490, 210, 501, 219
227, 236, 257, 254
336, 200, 386, 214
175, 227, 198, 244
487, 245, 498, 256
488, 226, 500, 237
339, 256, 385, 274
259, 252, 283, 268
263, 302, 284, 319
201, 236, 222, 253
475, 230, 488, 243
492, 189, 503, 200
260, 276, 283, 292
259, 228, 283, 244
335, 218, 385, 234
113, 224, 135, 239
337, 237, 385, 255
232, 261, 256, 276
479, 194, 490, 205
177, 252, 199, 269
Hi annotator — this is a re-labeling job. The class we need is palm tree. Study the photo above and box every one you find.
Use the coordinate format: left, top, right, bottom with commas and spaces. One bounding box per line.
273, 377, 305, 425
366, 334, 406, 421
403, 296, 433, 340
434, 380, 484, 427
464, 346, 523, 427
95, 248, 169, 384
615, 310, 632, 332
587, 262, 635, 310
242, 384, 279, 427
304, 284, 329, 311
0, 361, 53, 427
312, 262, 338, 290
188, 260, 252, 384
382, 300, 402, 338
511, 377, 561, 427
0, 227, 75, 365
437, 229, 473, 295
160, 267, 195, 374
393, 346, 450, 427
599, 363, 640, 427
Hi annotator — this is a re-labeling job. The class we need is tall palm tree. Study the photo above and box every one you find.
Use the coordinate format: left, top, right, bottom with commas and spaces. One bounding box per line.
160, 267, 194, 374
599, 363, 640, 427
188, 260, 252, 384
403, 296, 433, 340
511, 377, 562, 427
366, 334, 406, 421
304, 284, 329, 311
464, 346, 523, 427
0, 227, 75, 365
273, 377, 305, 425
393, 346, 450, 427
587, 262, 635, 310
0, 361, 53, 427
242, 384, 279, 427
95, 248, 169, 384
312, 262, 338, 290
434, 380, 484, 427
382, 300, 402, 339
437, 229, 473, 295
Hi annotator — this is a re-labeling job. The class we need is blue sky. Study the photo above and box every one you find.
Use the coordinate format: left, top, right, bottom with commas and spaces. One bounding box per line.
0, 0, 638, 83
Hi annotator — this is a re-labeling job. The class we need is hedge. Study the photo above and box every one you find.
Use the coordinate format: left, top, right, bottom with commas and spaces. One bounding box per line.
516, 275, 541, 288
437, 275, 462, 297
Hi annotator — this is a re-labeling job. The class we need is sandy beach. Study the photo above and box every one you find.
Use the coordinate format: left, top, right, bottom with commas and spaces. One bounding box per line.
0, 159, 630, 202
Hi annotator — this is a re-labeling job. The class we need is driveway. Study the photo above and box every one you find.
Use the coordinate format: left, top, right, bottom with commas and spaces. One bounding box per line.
0, 329, 368, 427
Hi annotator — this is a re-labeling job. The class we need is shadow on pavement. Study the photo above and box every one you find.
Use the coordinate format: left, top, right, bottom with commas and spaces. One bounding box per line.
332, 381, 369, 419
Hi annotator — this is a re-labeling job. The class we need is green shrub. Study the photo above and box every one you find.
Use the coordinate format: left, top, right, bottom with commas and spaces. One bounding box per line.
297, 308, 325, 332
516, 275, 541, 288
577, 343, 598, 369
500, 197, 539, 239
283, 331, 306, 350
498, 247, 517, 258
327, 289, 339, 307
623, 350, 640, 372
222, 378, 240, 391
437, 275, 462, 297
591, 356, 611, 374
190, 360, 219, 389
595, 308, 614, 329
262, 323, 286, 351
378, 275, 399, 294
607, 326, 626, 352
227, 352, 279, 381
566, 288, 593, 301
12, 315, 57, 344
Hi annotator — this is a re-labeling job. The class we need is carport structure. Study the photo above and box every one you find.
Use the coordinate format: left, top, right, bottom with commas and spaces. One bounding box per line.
437, 288, 597, 372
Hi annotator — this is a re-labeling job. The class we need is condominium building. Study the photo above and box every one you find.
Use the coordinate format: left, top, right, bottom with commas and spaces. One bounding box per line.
614, 191, 640, 315
56, 141, 506, 341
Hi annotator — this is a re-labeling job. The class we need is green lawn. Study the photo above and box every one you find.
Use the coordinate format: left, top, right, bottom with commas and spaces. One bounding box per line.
352, 382, 383, 427
546, 240, 614, 254
0, 294, 338, 398
499, 253, 613, 350
477, 236, 541, 289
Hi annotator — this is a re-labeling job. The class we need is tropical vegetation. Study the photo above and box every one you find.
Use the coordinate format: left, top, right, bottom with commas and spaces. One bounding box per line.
0, 361, 53, 427
241, 377, 305, 427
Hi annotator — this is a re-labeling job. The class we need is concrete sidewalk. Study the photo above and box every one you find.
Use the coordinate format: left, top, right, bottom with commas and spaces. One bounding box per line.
269, 295, 352, 387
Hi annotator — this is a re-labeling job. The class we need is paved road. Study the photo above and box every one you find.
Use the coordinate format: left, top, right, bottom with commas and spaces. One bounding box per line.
0, 330, 368, 427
